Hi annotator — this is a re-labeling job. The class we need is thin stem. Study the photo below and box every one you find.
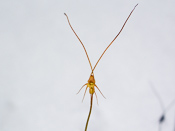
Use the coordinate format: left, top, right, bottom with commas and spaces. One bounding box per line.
150, 81, 175, 131
85, 94, 93, 131
149, 81, 165, 111
64, 13, 93, 71
92, 4, 138, 72
165, 98, 175, 113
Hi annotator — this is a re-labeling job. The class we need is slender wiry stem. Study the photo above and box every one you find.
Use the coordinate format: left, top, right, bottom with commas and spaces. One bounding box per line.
149, 82, 165, 111
165, 98, 175, 112
92, 4, 138, 73
85, 94, 93, 131
149, 81, 175, 131
64, 13, 93, 71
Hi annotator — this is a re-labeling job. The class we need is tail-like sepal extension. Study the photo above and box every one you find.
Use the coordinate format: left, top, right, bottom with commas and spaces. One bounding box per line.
64, 13, 93, 71
95, 84, 106, 99
82, 86, 88, 102
77, 83, 87, 94
92, 4, 138, 72
94, 92, 99, 105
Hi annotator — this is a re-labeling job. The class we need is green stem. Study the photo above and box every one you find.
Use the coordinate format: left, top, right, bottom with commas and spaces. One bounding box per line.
85, 94, 93, 131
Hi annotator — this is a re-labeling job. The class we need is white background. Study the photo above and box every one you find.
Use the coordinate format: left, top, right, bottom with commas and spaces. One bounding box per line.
0, 0, 175, 131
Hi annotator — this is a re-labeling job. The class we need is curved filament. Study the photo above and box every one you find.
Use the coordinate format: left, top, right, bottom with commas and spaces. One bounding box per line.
92, 4, 138, 72
64, 13, 93, 71
82, 86, 88, 102
94, 92, 98, 105
77, 83, 87, 94
95, 84, 106, 99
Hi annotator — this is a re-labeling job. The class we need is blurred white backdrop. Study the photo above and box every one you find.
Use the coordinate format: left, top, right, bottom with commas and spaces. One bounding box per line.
0, 0, 175, 131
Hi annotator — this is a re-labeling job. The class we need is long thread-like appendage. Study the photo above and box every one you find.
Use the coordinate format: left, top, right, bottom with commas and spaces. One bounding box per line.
92, 4, 138, 73
64, 13, 93, 71
85, 94, 93, 131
